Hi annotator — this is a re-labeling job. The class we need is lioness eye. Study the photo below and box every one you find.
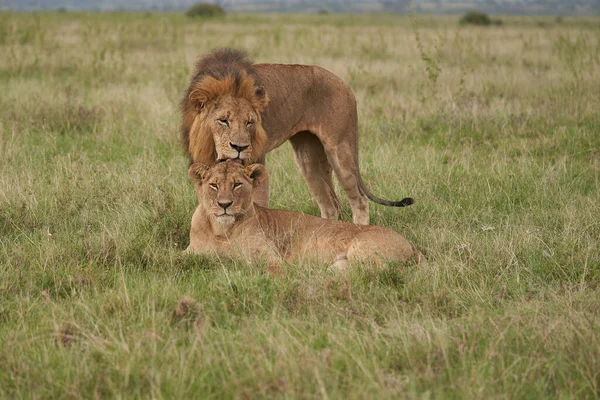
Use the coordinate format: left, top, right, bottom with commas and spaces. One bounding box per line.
246, 121, 254, 127
218, 119, 229, 127
233, 182, 242, 189
209, 183, 218, 190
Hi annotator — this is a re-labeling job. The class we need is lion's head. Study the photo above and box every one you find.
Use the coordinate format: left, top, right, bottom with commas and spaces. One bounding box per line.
189, 161, 267, 226
181, 49, 269, 166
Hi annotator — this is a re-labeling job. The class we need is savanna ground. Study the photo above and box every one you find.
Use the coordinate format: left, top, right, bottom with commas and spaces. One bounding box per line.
1, 11, 600, 398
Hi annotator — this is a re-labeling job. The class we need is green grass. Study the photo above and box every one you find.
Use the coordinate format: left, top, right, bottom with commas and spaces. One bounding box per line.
1, 11, 600, 398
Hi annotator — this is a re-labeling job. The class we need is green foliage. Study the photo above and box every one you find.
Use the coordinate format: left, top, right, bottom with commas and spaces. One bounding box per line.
1, 12, 600, 399
185, 3, 226, 18
459, 11, 503, 26
410, 14, 442, 100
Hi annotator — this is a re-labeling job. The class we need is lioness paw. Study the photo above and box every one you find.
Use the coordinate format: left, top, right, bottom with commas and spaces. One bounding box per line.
327, 257, 349, 273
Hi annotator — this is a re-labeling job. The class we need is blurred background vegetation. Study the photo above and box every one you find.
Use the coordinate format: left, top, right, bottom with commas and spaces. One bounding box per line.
3, 0, 600, 15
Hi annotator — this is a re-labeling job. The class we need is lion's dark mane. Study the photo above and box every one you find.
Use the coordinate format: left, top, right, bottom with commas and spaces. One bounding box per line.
180, 49, 261, 162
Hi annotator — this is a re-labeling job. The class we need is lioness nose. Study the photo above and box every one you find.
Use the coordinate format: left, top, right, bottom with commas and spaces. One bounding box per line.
218, 200, 233, 210
230, 143, 249, 152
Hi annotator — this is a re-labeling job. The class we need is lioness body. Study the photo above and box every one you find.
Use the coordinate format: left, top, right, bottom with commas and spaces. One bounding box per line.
181, 49, 413, 225
186, 162, 422, 270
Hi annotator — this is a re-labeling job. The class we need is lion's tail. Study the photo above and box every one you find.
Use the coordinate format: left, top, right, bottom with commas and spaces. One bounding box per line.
350, 109, 414, 208
357, 172, 414, 208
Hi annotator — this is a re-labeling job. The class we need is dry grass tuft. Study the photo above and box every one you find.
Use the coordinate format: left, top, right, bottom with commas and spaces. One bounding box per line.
55, 323, 76, 347
172, 296, 204, 329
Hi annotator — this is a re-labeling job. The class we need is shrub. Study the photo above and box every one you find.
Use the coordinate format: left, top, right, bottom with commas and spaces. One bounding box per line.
459, 11, 493, 26
185, 3, 226, 18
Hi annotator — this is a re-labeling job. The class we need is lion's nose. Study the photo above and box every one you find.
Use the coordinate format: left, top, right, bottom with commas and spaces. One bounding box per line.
230, 143, 249, 153
218, 200, 233, 210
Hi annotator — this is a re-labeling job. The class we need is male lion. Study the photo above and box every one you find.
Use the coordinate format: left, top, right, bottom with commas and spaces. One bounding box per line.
181, 48, 413, 226
185, 161, 423, 271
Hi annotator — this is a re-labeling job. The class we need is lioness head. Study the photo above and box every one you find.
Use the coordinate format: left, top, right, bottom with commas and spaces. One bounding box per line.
189, 161, 267, 225
185, 73, 269, 166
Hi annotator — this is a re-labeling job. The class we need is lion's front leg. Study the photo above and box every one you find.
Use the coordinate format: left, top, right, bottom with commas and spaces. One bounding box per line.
252, 172, 269, 208
289, 131, 341, 220
251, 156, 269, 208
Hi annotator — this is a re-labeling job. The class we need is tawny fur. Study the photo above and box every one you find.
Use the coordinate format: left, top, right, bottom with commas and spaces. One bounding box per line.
180, 48, 413, 225
185, 162, 424, 271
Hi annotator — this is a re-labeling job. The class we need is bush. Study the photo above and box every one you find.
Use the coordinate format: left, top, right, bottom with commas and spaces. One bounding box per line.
460, 11, 493, 26
185, 3, 226, 18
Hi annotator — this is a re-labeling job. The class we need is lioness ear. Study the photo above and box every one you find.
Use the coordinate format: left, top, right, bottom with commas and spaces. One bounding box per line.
188, 163, 211, 183
189, 89, 208, 112
255, 86, 266, 100
244, 164, 267, 186
254, 85, 269, 110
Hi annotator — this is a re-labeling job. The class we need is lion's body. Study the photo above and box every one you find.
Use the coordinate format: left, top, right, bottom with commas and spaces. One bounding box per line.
181, 49, 413, 225
186, 162, 422, 271
254, 63, 355, 154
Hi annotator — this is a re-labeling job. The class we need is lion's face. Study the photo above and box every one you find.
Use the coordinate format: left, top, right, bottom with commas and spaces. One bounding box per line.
189, 162, 267, 226
184, 73, 269, 167
207, 95, 260, 163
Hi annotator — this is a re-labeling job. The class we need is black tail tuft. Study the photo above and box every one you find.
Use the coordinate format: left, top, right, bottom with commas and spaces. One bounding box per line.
393, 197, 414, 207
358, 177, 416, 208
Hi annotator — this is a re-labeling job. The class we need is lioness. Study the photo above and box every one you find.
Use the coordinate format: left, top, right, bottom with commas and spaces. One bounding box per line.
185, 161, 423, 271
181, 48, 413, 225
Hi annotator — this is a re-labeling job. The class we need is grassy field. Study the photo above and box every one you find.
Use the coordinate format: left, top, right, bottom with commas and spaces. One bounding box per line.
1, 11, 599, 398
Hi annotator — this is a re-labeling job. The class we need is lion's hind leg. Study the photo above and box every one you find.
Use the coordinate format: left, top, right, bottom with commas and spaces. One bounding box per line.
290, 131, 341, 220
321, 141, 370, 225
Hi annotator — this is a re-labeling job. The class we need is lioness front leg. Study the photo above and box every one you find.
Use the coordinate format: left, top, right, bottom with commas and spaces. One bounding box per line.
327, 254, 349, 273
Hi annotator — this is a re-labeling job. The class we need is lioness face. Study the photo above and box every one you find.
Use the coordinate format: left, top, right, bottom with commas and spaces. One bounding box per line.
189, 162, 267, 225
209, 95, 260, 163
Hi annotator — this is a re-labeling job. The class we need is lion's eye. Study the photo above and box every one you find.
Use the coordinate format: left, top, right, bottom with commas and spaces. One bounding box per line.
246, 121, 254, 128
209, 183, 218, 190
218, 119, 229, 127
233, 182, 242, 189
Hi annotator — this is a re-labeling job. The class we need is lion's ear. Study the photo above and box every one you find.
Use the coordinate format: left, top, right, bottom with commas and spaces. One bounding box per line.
189, 89, 208, 112
244, 164, 267, 186
188, 163, 211, 183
